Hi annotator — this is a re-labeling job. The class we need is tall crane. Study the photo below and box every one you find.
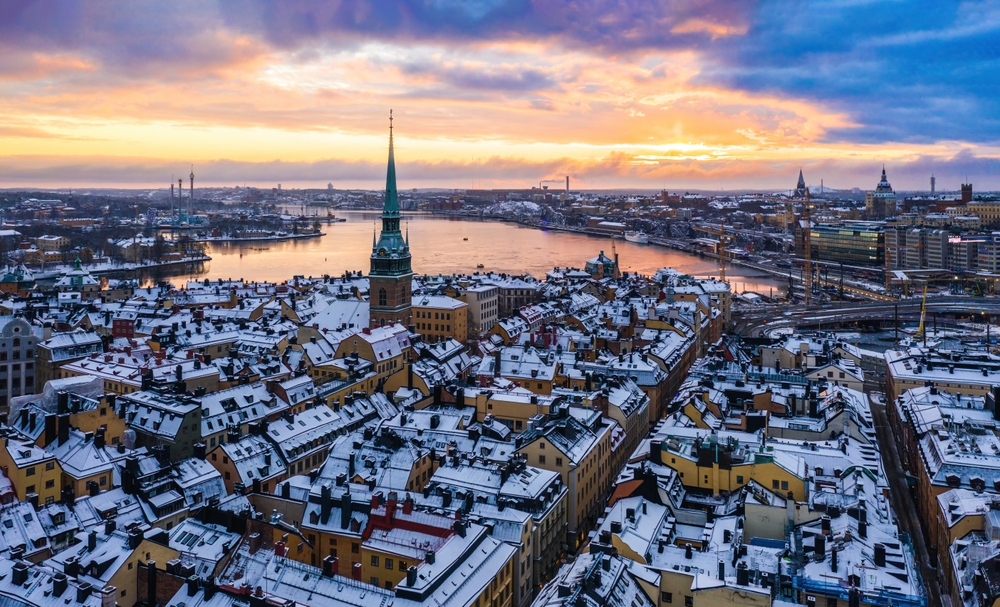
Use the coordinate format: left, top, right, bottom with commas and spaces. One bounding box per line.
916, 286, 928, 343
803, 191, 813, 304
696, 223, 733, 282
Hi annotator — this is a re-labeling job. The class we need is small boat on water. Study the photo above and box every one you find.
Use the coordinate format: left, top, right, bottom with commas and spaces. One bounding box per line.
477, 264, 485, 269
463, 237, 469, 241
625, 231, 648, 244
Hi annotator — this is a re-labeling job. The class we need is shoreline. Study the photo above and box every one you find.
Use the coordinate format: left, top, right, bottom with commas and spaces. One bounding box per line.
191, 231, 325, 243
31, 256, 212, 280
425, 210, 893, 298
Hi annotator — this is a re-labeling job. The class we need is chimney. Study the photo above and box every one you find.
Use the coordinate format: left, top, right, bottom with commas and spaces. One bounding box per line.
11, 562, 28, 586
52, 573, 68, 597
192, 443, 206, 459
248, 533, 262, 555
203, 579, 217, 601
44, 414, 57, 447
88, 530, 97, 551
340, 489, 352, 529
57, 413, 70, 445
146, 565, 157, 607
649, 440, 662, 465
322, 555, 337, 578
320, 483, 332, 524
77, 582, 92, 603
94, 427, 105, 450
736, 562, 748, 586
425, 550, 435, 564
128, 528, 143, 550
187, 577, 199, 597
406, 566, 417, 586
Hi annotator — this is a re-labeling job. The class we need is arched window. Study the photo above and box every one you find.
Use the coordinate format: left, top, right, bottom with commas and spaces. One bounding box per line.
12, 338, 19, 348
378, 288, 387, 306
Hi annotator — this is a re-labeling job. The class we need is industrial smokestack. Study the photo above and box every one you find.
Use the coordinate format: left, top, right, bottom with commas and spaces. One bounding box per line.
566, 175, 569, 192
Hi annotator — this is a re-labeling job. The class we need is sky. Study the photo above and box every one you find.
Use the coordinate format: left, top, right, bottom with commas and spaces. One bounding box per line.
1, 0, 999, 191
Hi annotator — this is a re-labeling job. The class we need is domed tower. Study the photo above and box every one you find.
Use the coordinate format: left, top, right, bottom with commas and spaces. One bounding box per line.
369, 110, 413, 328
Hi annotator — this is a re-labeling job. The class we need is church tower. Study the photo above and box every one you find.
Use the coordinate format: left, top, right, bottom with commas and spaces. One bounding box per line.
794, 168, 807, 198
369, 110, 413, 328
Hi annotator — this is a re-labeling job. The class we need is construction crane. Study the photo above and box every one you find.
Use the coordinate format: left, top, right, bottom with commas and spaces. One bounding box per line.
916, 286, 928, 343
803, 191, 813, 304
695, 223, 733, 282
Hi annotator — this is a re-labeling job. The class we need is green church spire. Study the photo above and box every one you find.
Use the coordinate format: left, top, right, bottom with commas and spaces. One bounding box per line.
384, 109, 399, 216
370, 109, 411, 277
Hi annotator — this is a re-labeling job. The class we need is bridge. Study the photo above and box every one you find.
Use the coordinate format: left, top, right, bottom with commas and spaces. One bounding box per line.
733, 297, 999, 337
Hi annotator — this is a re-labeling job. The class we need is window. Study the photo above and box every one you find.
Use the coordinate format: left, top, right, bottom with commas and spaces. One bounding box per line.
385, 558, 393, 570
25, 485, 34, 494
781, 481, 789, 490
556, 458, 563, 467
772, 480, 779, 489
100, 408, 107, 416
378, 288, 387, 306
121, 590, 127, 598
45, 480, 54, 489
371, 555, 379, 567
736, 475, 744, 484
45, 462, 54, 471
826, 599, 838, 607
661, 592, 672, 604
25, 467, 35, 476
684, 597, 693, 607
352, 542, 359, 554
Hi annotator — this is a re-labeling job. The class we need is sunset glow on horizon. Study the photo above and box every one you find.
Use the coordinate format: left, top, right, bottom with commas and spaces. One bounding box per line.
2, 1, 999, 191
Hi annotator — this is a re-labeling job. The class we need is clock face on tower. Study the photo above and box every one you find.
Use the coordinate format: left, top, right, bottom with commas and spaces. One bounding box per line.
379, 248, 387, 256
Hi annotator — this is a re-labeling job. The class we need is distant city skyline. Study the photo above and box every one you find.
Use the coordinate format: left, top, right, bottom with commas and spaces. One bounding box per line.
1, 1, 998, 190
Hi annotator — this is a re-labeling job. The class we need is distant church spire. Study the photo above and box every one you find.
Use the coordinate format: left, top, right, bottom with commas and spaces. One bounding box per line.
795, 168, 807, 198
